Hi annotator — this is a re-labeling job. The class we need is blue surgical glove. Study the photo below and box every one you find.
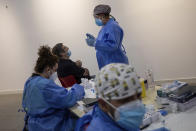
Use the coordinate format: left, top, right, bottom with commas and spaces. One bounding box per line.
85, 33, 95, 47
71, 84, 85, 101
86, 33, 95, 39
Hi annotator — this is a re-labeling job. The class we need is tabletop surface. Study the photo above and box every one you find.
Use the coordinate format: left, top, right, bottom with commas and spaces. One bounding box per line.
70, 85, 196, 131
143, 86, 196, 131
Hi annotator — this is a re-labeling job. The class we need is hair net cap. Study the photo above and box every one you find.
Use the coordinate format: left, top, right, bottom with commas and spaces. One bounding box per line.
93, 4, 111, 16
95, 63, 142, 100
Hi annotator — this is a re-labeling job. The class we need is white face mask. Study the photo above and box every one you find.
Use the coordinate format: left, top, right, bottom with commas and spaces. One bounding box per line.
49, 72, 58, 81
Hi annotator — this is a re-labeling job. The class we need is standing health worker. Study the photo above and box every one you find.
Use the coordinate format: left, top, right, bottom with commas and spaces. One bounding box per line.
85, 4, 129, 69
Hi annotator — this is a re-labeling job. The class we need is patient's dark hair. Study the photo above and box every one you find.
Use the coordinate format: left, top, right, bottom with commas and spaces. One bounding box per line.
52, 43, 65, 58
34, 45, 58, 73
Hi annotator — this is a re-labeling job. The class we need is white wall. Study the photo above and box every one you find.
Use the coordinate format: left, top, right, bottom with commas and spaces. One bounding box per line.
121, 0, 196, 81
0, 0, 195, 91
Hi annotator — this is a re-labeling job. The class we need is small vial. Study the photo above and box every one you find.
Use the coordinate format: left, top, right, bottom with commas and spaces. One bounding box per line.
145, 68, 155, 89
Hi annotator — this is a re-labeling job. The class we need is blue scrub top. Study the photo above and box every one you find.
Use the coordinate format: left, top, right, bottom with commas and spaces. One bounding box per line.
75, 105, 170, 131
95, 18, 129, 69
75, 105, 138, 131
22, 75, 79, 131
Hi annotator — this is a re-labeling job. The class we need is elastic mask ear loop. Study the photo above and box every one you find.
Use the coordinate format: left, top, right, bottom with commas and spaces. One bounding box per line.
110, 14, 116, 21
101, 97, 118, 120
101, 97, 117, 109
48, 70, 52, 78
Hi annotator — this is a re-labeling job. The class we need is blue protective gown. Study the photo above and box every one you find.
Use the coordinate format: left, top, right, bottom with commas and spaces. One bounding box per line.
95, 18, 129, 69
75, 105, 170, 131
22, 75, 79, 131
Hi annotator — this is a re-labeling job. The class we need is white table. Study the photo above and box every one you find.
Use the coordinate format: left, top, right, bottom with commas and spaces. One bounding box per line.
69, 83, 196, 131
142, 86, 196, 131
144, 105, 196, 131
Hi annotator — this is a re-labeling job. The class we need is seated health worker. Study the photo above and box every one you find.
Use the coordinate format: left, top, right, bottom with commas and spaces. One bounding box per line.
22, 45, 85, 131
52, 43, 90, 88
75, 63, 169, 131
